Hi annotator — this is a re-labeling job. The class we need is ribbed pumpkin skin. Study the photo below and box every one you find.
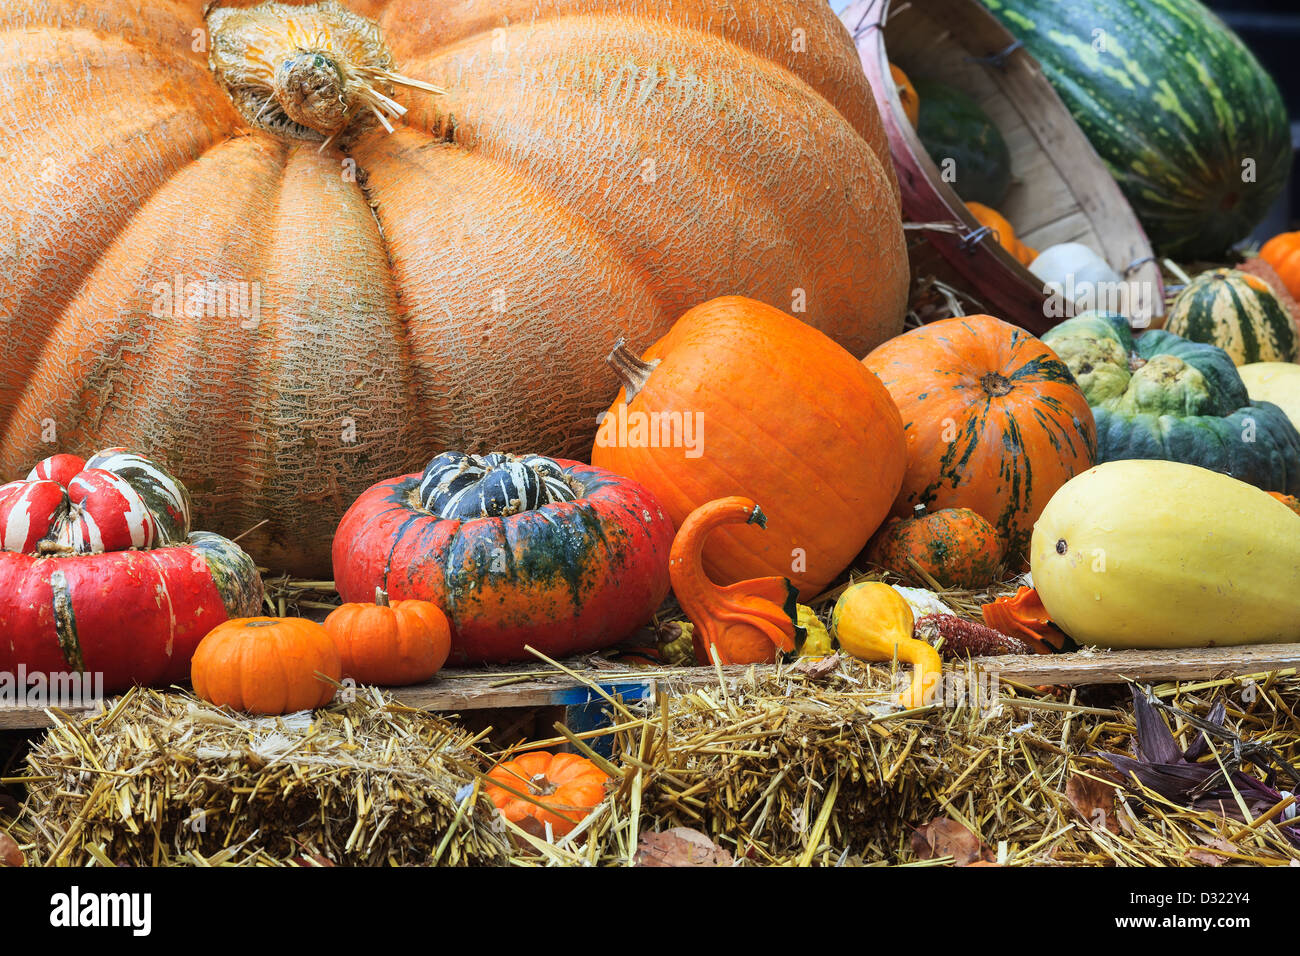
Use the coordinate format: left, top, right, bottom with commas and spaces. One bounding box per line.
983, 0, 1290, 259
1165, 269, 1299, 366
324, 597, 451, 686
864, 315, 1096, 561
0, 0, 907, 577
1044, 313, 1300, 494
591, 297, 906, 601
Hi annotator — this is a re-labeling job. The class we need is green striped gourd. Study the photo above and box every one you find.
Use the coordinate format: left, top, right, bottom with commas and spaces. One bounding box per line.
982, 0, 1290, 259
1165, 269, 1298, 366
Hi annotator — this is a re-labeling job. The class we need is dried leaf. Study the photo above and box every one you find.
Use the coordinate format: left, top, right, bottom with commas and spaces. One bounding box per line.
792, 653, 842, 680
636, 828, 733, 867
290, 853, 336, 867
910, 817, 994, 866
1065, 775, 1121, 834
0, 830, 24, 867
1186, 836, 1238, 866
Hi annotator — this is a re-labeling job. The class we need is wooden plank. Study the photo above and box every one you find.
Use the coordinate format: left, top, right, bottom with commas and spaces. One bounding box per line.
974, 644, 1300, 687
4, 644, 1298, 731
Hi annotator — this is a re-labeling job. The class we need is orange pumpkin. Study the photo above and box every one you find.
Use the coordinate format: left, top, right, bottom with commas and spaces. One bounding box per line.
669, 497, 800, 666
486, 751, 609, 838
191, 617, 342, 715
1260, 231, 1300, 300
324, 588, 451, 686
866, 505, 1005, 589
592, 296, 907, 600
966, 202, 1037, 266
863, 315, 1096, 560
0, 0, 908, 577
890, 63, 920, 128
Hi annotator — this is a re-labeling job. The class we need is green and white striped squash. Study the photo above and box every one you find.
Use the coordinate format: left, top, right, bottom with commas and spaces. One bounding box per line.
981, 0, 1290, 259
1165, 269, 1298, 366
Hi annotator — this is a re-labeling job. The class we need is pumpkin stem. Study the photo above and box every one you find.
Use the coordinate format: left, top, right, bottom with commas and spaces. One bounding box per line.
206, 1, 445, 145
605, 338, 660, 404
528, 773, 558, 797
980, 372, 1014, 397
374, 587, 390, 607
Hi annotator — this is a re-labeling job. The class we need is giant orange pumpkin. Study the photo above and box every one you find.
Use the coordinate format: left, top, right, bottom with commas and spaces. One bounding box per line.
863, 315, 1096, 560
591, 296, 907, 600
0, 0, 908, 576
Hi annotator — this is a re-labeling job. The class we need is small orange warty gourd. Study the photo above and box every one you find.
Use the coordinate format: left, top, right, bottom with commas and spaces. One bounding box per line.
866, 505, 1005, 589
863, 315, 1096, 561
191, 617, 342, 715
324, 588, 451, 686
593, 296, 907, 600
486, 751, 610, 838
669, 497, 800, 665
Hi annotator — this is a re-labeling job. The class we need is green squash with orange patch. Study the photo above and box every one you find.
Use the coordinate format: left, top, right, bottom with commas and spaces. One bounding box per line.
866, 505, 1004, 589
864, 315, 1096, 561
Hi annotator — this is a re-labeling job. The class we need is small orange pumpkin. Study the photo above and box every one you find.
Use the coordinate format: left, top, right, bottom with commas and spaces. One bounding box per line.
966, 202, 1037, 266
866, 505, 1004, 589
1260, 231, 1300, 300
191, 617, 341, 715
324, 587, 451, 686
890, 63, 920, 128
486, 751, 610, 838
669, 496, 800, 665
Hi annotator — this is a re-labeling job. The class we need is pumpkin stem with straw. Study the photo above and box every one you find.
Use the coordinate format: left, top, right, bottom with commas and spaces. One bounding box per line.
374, 587, 391, 608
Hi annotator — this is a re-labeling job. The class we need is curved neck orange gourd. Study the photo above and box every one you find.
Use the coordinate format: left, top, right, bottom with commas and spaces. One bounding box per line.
669, 496, 800, 666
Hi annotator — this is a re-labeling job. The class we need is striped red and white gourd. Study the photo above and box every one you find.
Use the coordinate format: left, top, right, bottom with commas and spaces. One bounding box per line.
0, 450, 262, 691
981, 0, 1290, 259
1165, 269, 1299, 366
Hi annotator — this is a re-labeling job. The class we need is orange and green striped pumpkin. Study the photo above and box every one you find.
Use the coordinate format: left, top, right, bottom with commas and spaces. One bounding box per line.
863, 315, 1096, 561
1165, 269, 1298, 367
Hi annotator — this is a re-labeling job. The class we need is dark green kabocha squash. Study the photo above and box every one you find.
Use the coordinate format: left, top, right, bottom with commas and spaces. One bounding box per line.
1042, 312, 1300, 494
912, 77, 1011, 207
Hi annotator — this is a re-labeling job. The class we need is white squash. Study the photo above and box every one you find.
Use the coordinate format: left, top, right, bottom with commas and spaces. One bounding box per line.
1238, 362, 1300, 432
1030, 242, 1123, 315
1030, 459, 1300, 649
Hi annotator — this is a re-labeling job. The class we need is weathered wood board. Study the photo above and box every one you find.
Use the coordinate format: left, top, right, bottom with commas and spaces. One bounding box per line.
3, 643, 1299, 731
